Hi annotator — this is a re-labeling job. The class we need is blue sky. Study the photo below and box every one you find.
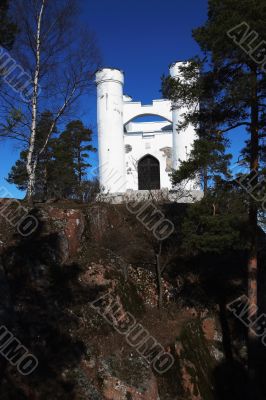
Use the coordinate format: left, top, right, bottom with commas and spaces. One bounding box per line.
0, 0, 246, 198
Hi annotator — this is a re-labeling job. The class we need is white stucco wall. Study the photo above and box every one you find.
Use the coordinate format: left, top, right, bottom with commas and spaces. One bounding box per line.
96, 62, 200, 194
125, 121, 172, 133
124, 129, 173, 190
123, 99, 172, 125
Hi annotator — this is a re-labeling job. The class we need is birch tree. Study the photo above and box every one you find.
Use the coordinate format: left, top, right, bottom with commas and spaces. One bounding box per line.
0, 0, 100, 199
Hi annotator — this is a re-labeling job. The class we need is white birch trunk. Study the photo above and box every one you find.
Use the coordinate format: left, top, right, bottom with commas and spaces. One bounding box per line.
26, 0, 45, 200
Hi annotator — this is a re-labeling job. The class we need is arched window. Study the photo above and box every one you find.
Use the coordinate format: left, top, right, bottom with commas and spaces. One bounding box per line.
138, 155, 160, 190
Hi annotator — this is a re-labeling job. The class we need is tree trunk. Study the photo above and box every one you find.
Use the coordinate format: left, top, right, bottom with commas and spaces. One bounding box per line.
0, 257, 13, 384
26, 0, 45, 200
248, 67, 260, 397
203, 166, 208, 195
155, 242, 163, 311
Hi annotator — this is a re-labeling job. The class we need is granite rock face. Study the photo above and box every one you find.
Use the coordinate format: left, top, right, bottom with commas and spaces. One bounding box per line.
0, 202, 239, 400
175, 315, 224, 400
98, 355, 159, 400
43, 207, 85, 262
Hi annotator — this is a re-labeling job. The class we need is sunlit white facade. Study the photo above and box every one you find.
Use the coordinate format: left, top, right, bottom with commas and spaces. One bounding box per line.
96, 62, 200, 196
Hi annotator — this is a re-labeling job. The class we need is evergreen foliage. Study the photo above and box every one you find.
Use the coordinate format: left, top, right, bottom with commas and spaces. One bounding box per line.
0, 0, 17, 50
162, 0, 266, 388
181, 185, 249, 256
7, 116, 97, 201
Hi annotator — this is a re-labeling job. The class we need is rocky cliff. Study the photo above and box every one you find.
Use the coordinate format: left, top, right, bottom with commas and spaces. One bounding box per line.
0, 202, 248, 400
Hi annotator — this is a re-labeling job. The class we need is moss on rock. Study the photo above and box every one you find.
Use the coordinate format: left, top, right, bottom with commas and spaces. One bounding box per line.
176, 318, 217, 400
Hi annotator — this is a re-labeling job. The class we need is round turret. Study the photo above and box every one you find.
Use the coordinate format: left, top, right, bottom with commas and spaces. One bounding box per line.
169, 61, 199, 189
96, 68, 126, 193
96, 68, 124, 86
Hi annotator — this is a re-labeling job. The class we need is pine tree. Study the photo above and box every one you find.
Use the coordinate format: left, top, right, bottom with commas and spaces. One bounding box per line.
0, 0, 18, 95
7, 118, 96, 201
181, 183, 249, 256
162, 60, 233, 193
47, 134, 77, 200
170, 128, 232, 194
7, 111, 57, 198
6, 150, 28, 191
56, 120, 96, 200
162, 0, 266, 391
0, 0, 17, 49
59, 121, 95, 183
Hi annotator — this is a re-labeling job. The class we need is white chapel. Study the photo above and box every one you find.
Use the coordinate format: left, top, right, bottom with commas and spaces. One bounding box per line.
96, 61, 201, 198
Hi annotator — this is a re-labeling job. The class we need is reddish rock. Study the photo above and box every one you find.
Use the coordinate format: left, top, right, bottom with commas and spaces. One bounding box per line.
80, 263, 113, 287
88, 204, 110, 242
202, 317, 217, 342
63, 209, 85, 258
99, 355, 158, 400
175, 318, 221, 400
44, 207, 85, 262
180, 361, 201, 400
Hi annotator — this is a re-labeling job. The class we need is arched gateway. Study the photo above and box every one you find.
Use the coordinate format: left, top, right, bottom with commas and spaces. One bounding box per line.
138, 155, 160, 190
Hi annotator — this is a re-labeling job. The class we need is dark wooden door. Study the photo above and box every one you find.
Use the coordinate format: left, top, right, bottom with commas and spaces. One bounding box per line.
138, 155, 160, 190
